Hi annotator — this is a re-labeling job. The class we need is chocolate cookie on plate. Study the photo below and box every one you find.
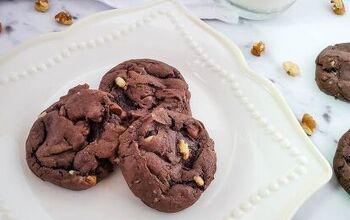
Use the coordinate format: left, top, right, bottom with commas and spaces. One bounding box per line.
99, 59, 191, 120
315, 43, 350, 101
118, 108, 216, 213
334, 129, 350, 194
26, 84, 127, 190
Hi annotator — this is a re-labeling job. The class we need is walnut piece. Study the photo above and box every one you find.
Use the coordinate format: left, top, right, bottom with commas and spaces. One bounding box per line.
85, 175, 97, 185
55, 11, 73, 25
251, 41, 265, 57
34, 0, 49, 13
193, 175, 204, 187
283, 61, 300, 76
178, 139, 190, 160
331, 0, 346, 15
301, 113, 316, 136
144, 135, 154, 142
186, 124, 199, 139
115, 77, 127, 90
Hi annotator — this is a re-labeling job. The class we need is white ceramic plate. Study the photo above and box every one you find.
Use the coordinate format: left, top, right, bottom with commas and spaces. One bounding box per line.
0, 1, 332, 220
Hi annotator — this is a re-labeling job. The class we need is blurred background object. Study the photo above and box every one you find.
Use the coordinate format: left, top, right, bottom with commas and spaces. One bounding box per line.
223, 0, 296, 20
96, 0, 239, 23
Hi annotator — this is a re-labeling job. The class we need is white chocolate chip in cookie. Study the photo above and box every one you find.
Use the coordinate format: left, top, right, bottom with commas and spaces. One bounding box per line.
115, 77, 127, 90
178, 139, 190, 160
194, 175, 204, 187
144, 135, 154, 142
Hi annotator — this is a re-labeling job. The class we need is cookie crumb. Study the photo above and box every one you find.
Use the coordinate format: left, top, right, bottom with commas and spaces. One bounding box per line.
251, 41, 265, 57
301, 113, 316, 136
194, 175, 204, 187
283, 61, 300, 76
34, 0, 49, 13
55, 11, 73, 25
331, 0, 346, 15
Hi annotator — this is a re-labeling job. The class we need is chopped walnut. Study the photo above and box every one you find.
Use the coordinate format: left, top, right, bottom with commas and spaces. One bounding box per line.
186, 124, 199, 139
178, 139, 190, 160
34, 0, 49, 13
115, 77, 127, 90
283, 61, 300, 76
55, 11, 73, 25
251, 41, 265, 57
331, 0, 346, 15
193, 175, 204, 187
85, 175, 97, 185
301, 113, 316, 136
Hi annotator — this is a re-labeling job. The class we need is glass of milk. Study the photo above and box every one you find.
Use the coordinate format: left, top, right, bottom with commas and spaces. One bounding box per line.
224, 0, 296, 20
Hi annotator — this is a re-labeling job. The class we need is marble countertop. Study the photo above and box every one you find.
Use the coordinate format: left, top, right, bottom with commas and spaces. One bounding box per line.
1, 0, 349, 219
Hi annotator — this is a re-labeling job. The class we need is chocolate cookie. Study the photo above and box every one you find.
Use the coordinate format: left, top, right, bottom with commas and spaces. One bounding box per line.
334, 129, 350, 194
26, 84, 127, 190
118, 108, 216, 213
99, 59, 191, 120
316, 43, 350, 101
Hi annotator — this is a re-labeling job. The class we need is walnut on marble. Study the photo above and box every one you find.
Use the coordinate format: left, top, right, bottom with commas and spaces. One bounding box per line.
331, 0, 346, 15
251, 41, 265, 57
283, 61, 300, 76
34, 0, 49, 13
301, 113, 316, 136
55, 11, 73, 25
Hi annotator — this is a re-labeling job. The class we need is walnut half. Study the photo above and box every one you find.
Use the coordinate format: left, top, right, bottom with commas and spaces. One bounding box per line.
55, 11, 73, 25
251, 41, 265, 57
34, 0, 49, 13
301, 113, 316, 136
283, 61, 300, 76
331, 0, 346, 15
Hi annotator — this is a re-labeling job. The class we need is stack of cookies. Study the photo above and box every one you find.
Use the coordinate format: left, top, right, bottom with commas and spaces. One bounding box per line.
25, 59, 217, 212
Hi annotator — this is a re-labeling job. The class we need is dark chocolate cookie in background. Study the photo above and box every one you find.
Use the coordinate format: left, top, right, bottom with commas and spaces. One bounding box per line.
26, 84, 127, 190
334, 129, 350, 194
118, 108, 216, 213
315, 43, 350, 101
99, 59, 191, 121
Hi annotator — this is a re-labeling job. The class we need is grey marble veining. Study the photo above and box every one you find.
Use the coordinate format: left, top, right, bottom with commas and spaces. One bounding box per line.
1, 0, 350, 219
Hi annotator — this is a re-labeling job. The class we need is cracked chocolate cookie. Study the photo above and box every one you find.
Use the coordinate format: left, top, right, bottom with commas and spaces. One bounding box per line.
118, 108, 216, 213
334, 129, 350, 194
316, 43, 350, 101
99, 59, 191, 120
26, 84, 127, 190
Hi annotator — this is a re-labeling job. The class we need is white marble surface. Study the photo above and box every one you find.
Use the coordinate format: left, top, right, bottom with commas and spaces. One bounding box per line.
0, 0, 349, 219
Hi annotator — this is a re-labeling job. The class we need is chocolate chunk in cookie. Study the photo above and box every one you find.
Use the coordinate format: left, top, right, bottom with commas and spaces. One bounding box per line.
118, 108, 216, 213
316, 43, 350, 101
334, 129, 350, 194
26, 84, 127, 190
99, 59, 191, 120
